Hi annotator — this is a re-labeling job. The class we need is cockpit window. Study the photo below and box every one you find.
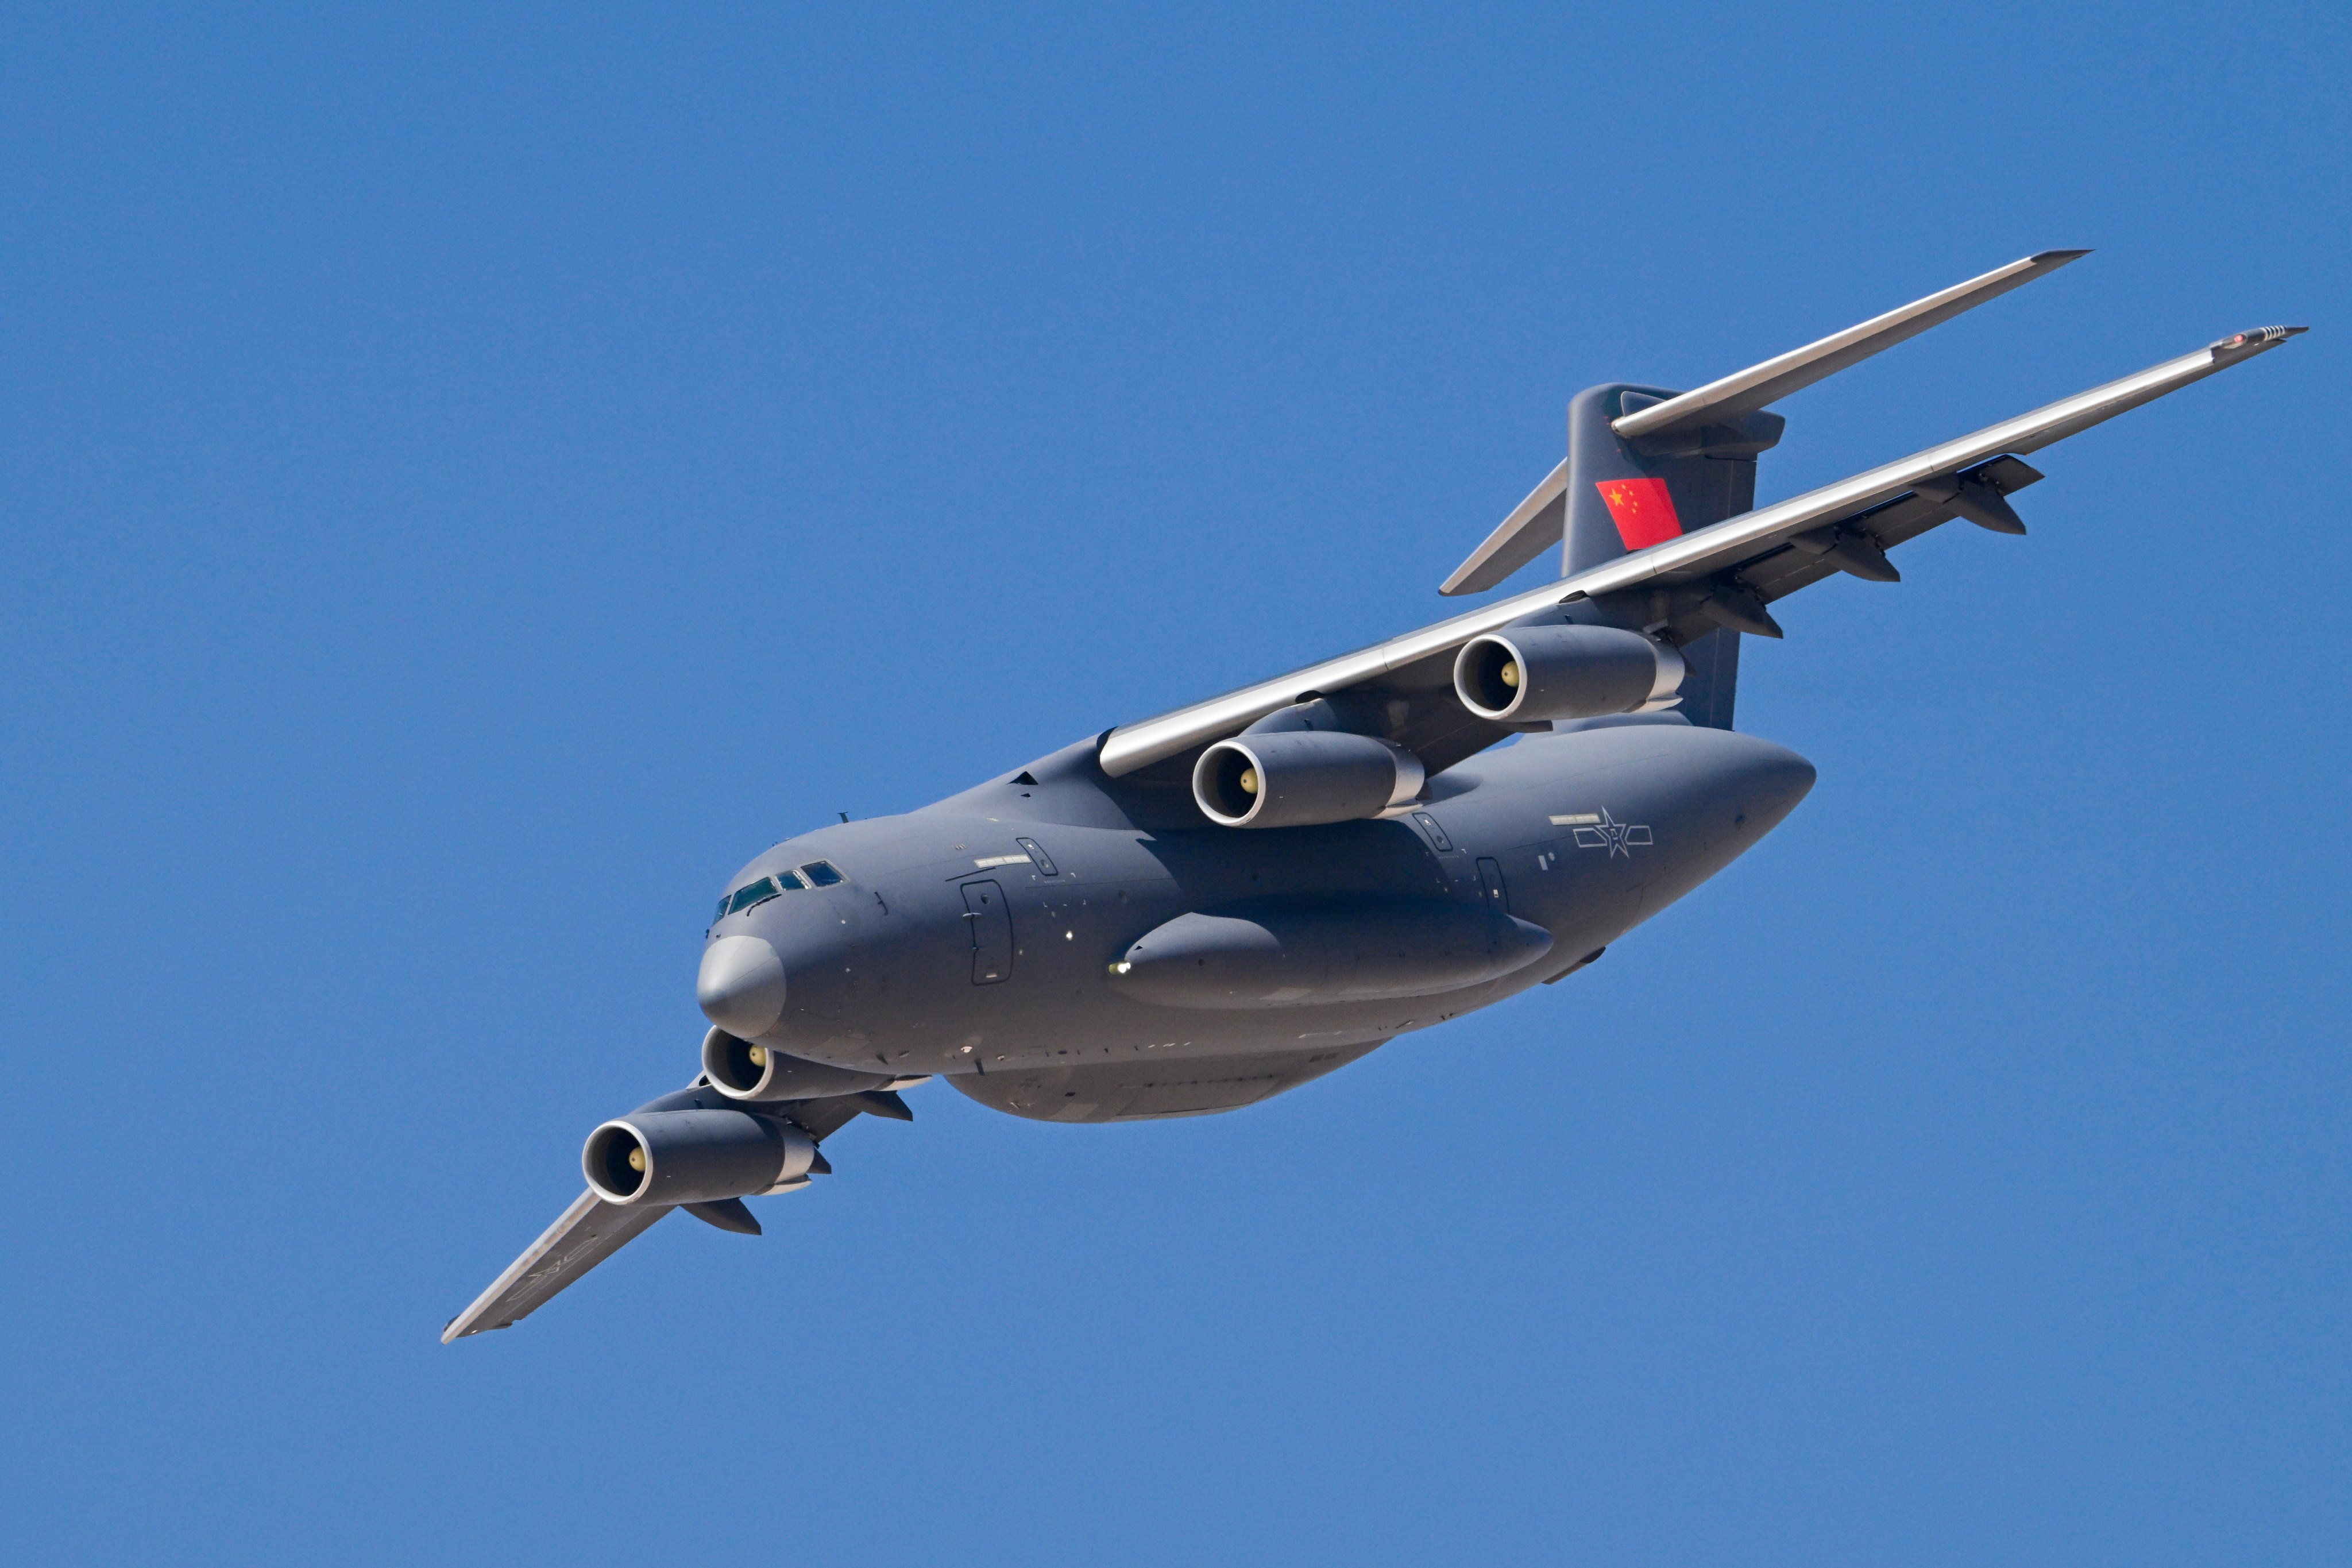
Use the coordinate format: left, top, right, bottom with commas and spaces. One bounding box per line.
725, 876, 782, 916
711, 864, 826, 924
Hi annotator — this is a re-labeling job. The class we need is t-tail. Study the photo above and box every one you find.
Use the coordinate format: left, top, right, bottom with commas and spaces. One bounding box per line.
1438, 250, 2092, 728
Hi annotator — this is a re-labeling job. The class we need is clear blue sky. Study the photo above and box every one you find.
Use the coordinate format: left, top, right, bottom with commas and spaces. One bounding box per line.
3, 5, 2345, 1563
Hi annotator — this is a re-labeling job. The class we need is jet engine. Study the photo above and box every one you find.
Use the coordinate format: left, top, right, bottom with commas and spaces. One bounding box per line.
1452, 624, 1683, 724
1193, 730, 1426, 828
582, 1108, 817, 1206
698, 1027, 901, 1102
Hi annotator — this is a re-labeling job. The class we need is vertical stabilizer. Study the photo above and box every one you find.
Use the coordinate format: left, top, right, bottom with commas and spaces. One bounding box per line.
1559, 382, 1775, 728
1561, 382, 1781, 576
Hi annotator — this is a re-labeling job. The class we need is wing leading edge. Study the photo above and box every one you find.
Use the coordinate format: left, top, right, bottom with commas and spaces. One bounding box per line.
443, 1088, 882, 1342
442, 1188, 669, 1342
1098, 324, 2303, 778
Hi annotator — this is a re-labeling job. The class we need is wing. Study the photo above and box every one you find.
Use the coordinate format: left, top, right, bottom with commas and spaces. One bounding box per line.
442, 1188, 670, 1342
442, 1087, 898, 1342
1098, 325, 2303, 778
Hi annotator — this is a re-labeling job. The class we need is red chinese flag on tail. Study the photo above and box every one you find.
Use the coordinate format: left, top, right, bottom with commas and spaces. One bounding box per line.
1595, 477, 1683, 550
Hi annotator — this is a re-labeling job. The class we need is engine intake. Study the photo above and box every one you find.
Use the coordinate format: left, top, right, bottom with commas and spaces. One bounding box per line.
1453, 624, 1683, 723
1193, 730, 1425, 828
700, 1027, 901, 1102
583, 1109, 817, 1206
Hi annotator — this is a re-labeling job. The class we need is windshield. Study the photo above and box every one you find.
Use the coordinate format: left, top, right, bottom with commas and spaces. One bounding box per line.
725, 877, 782, 916
712, 863, 835, 926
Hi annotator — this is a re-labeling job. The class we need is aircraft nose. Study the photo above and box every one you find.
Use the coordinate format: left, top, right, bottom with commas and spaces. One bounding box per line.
1726, 734, 1817, 827
697, 934, 788, 1037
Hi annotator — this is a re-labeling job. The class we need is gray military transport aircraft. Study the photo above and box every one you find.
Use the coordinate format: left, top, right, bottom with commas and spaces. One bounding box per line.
447, 252, 2301, 1341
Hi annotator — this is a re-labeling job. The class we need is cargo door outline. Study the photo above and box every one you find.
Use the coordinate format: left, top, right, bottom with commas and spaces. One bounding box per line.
961, 879, 1014, 984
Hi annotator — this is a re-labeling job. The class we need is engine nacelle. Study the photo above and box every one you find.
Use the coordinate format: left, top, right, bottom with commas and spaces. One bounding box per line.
1453, 624, 1683, 723
583, 1109, 816, 1206
1193, 729, 1426, 828
699, 1027, 901, 1102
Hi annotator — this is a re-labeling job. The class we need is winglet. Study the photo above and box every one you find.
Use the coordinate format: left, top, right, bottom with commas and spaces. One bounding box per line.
1611, 250, 2091, 445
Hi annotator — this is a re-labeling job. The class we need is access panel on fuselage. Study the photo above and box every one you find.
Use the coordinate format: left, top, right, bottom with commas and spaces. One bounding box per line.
1475, 856, 1510, 914
961, 879, 1014, 985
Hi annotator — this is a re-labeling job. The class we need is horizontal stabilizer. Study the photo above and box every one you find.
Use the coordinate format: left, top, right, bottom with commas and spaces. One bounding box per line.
1440, 458, 1569, 596
1612, 250, 2089, 445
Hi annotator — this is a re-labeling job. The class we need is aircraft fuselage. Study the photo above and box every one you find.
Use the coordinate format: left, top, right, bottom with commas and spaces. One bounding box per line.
696, 718, 1814, 1123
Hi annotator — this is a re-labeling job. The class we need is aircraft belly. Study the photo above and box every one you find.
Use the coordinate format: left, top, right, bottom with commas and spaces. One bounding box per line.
948, 1036, 1391, 1122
